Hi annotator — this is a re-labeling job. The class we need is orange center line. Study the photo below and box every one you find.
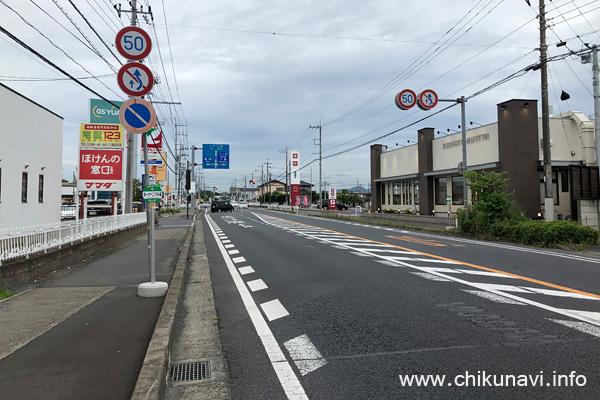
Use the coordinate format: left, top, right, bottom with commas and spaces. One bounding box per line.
261, 213, 600, 300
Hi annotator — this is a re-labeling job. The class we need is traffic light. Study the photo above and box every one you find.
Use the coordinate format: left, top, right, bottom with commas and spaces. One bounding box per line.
185, 169, 191, 190
252, 179, 256, 184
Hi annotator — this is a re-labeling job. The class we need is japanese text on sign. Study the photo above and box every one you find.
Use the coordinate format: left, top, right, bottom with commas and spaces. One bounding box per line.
80, 124, 124, 148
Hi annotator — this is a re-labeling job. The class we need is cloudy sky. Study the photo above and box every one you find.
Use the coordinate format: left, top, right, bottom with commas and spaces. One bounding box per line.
1, 0, 599, 194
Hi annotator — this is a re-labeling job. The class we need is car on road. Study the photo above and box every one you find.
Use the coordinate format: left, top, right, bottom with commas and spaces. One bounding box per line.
211, 200, 234, 213
320, 199, 348, 211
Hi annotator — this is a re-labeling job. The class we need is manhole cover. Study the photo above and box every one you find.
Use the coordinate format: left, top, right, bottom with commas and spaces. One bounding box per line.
168, 361, 211, 383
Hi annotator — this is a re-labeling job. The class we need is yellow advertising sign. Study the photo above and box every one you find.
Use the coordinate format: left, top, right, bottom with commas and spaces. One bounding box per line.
149, 165, 167, 181
80, 124, 124, 148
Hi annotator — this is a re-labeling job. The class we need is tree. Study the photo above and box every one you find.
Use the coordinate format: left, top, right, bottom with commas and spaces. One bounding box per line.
133, 178, 142, 202
459, 170, 525, 234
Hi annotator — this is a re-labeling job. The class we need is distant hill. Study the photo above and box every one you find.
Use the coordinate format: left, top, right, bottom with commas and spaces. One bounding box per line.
345, 186, 370, 193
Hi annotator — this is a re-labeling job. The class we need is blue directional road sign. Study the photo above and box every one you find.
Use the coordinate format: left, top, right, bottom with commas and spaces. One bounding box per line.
202, 144, 230, 169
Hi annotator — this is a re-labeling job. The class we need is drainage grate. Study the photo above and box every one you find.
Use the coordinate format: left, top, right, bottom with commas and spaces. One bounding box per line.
168, 361, 211, 383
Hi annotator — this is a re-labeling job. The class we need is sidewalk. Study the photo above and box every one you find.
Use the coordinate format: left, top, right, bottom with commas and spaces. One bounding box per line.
0, 213, 200, 400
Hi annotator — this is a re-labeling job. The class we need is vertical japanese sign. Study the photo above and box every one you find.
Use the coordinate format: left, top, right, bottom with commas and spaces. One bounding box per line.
290, 150, 301, 206
328, 187, 337, 210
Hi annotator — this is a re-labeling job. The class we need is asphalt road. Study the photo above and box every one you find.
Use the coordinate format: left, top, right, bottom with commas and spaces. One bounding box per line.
205, 209, 600, 400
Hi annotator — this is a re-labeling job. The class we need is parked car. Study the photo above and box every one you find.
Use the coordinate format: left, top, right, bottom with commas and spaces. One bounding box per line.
211, 200, 234, 213
87, 200, 112, 216
319, 199, 348, 211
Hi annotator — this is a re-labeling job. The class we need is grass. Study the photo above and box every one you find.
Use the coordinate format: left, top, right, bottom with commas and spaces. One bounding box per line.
0, 289, 15, 300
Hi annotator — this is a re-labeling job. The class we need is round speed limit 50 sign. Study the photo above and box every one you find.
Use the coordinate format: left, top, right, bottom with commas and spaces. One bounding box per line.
395, 89, 417, 110
115, 27, 152, 61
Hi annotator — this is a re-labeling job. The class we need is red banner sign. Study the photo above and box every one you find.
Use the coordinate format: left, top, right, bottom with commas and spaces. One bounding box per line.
78, 149, 123, 191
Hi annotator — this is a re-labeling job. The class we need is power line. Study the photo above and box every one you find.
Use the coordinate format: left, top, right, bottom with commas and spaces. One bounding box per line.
1, 0, 122, 99
0, 24, 121, 107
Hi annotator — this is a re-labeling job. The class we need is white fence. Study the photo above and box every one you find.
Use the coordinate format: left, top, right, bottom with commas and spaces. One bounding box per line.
0, 213, 147, 265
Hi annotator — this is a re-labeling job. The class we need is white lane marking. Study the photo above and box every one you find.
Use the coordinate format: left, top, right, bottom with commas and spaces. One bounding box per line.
261, 299, 290, 321
284, 334, 328, 376
333, 242, 393, 247
253, 212, 600, 326
224, 244, 235, 249
411, 272, 452, 282
232, 256, 246, 264
350, 252, 371, 257
522, 287, 600, 300
222, 239, 230, 243
239, 266, 255, 275
374, 260, 405, 267
228, 249, 240, 255
205, 215, 308, 400
454, 269, 518, 278
549, 319, 600, 338
470, 283, 533, 293
247, 279, 268, 292
554, 308, 600, 321
463, 290, 525, 305
377, 256, 456, 264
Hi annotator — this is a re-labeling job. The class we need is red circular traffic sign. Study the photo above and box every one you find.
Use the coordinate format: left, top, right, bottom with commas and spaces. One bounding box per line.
395, 89, 417, 110
417, 89, 438, 110
117, 62, 154, 97
119, 98, 157, 134
115, 27, 152, 61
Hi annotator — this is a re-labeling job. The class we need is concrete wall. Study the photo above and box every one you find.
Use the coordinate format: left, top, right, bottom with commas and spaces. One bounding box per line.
578, 199, 599, 230
381, 146, 418, 178
0, 84, 63, 229
432, 125, 499, 171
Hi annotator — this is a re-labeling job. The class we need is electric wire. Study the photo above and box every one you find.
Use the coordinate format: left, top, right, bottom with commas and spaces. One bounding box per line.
0, 1, 123, 99
0, 25, 121, 108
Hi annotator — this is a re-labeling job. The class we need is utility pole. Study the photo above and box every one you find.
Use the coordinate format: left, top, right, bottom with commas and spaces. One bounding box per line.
592, 45, 599, 171
280, 147, 288, 205
309, 120, 322, 207
266, 161, 271, 203
261, 164, 264, 204
123, 1, 138, 214
539, 0, 554, 221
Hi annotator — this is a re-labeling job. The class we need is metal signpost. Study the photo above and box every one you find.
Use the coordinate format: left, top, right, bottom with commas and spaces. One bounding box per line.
116, 22, 167, 298
395, 89, 469, 220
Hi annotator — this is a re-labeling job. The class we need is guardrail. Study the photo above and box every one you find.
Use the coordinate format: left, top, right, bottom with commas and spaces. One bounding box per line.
266, 204, 299, 213
0, 213, 147, 265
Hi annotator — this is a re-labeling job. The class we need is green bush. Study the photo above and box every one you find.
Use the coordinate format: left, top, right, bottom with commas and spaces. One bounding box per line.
0, 289, 15, 300
512, 220, 598, 248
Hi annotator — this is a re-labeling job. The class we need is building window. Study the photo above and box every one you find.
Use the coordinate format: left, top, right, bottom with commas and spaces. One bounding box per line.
38, 174, 44, 203
21, 172, 28, 203
435, 177, 447, 205
388, 183, 391, 205
393, 183, 401, 205
452, 176, 464, 205
561, 170, 569, 192
414, 180, 419, 205
381, 183, 385, 205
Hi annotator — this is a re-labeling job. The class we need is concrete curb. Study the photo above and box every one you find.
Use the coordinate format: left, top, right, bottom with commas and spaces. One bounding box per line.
130, 214, 196, 400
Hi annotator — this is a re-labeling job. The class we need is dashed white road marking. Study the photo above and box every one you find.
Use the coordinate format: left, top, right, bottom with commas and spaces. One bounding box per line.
247, 279, 268, 292
238, 266, 255, 275
261, 299, 290, 321
232, 256, 246, 264
284, 334, 328, 376
224, 244, 235, 249
206, 215, 308, 400
228, 249, 240, 255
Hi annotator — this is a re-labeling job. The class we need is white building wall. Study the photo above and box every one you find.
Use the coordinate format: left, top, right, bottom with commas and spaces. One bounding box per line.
539, 112, 595, 164
380, 145, 418, 178
432, 125, 499, 171
0, 84, 63, 229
